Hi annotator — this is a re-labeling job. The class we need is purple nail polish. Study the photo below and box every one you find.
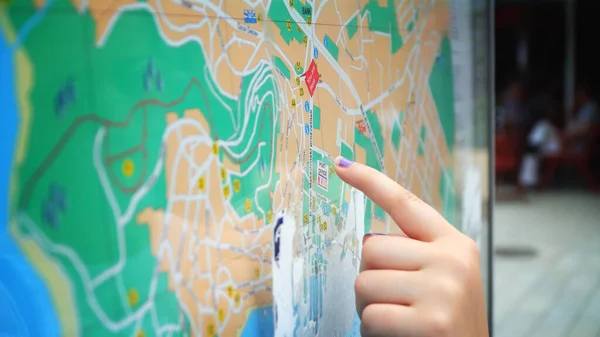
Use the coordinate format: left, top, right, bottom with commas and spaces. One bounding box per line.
338, 157, 354, 167
362, 232, 385, 244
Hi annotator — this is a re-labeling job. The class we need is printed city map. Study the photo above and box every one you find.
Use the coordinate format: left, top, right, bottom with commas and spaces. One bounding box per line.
0, 0, 460, 336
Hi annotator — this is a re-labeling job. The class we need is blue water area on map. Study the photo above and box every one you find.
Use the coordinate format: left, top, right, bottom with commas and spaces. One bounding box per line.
296, 274, 324, 334
241, 305, 274, 337
0, 15, 60, 337
309, 274, 323, 332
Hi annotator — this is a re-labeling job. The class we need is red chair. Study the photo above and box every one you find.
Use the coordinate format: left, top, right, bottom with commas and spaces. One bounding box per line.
538, 125, 600, 192
495, 128, 525, 192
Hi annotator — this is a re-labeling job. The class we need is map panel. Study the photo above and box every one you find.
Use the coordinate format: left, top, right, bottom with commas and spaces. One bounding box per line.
0, 0, 461, 336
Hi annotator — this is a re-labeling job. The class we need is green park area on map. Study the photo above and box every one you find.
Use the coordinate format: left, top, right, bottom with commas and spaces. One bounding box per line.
0, 0, 458, 335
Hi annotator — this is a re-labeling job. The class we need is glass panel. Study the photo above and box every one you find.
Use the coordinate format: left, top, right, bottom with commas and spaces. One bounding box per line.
449, 0, 493, 319
0, 0, 492, 336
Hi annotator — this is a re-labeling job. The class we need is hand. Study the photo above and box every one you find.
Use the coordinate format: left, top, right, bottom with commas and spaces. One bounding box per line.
334, 157, 489, 337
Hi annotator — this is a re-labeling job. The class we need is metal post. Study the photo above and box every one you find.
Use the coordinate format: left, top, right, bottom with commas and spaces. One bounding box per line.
486, 0, 495, 334
564, 0, 576, 127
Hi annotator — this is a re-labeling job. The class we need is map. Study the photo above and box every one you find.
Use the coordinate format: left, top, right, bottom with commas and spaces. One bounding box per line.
0, 0, 461, 336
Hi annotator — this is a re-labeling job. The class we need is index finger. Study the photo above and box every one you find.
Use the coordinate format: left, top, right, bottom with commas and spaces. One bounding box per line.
334, 156, 457, 242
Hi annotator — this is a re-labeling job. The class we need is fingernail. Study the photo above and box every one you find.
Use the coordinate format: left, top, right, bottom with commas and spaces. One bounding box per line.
362, 233, 385, 244
336, 156, 354, 168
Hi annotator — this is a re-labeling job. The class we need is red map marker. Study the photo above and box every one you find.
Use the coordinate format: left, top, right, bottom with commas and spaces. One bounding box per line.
301, 59, 319, 97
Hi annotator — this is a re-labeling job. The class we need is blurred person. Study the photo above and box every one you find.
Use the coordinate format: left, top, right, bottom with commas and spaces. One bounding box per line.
519, 82, 599, 187
497, 77, 528, 131
525, 84, 556, 133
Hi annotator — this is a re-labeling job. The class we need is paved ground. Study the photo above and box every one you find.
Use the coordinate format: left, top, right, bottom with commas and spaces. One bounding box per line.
493, 189, 600, 337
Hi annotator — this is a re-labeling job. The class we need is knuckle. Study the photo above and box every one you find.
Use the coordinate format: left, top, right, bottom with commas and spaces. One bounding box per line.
359, 305, 379, 336
360, 304, 393, 337
426, 310, 453, 337
354, 272, 371, 301
446, 237, 480, 277
453, 253, 473, 277
464, 236, 481, 259
438, 278, 462, 300
398, 189, 421, 205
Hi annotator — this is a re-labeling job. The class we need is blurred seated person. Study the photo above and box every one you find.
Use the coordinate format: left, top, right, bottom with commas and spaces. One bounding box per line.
497, 78, 528, 131
525, 84, 556, 133
519, 82, 599, 187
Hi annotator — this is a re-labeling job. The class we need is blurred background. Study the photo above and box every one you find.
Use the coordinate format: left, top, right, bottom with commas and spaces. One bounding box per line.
493, 0, 600, 336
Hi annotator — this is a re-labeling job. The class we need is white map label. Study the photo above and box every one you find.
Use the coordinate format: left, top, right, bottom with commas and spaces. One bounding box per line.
317, 161, 328, 191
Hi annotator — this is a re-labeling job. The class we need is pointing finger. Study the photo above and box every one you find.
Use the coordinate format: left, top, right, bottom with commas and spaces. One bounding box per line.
334, 156, 456, 242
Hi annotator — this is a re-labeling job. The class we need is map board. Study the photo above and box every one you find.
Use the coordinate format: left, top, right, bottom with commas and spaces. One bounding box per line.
0, 0, 487, 336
